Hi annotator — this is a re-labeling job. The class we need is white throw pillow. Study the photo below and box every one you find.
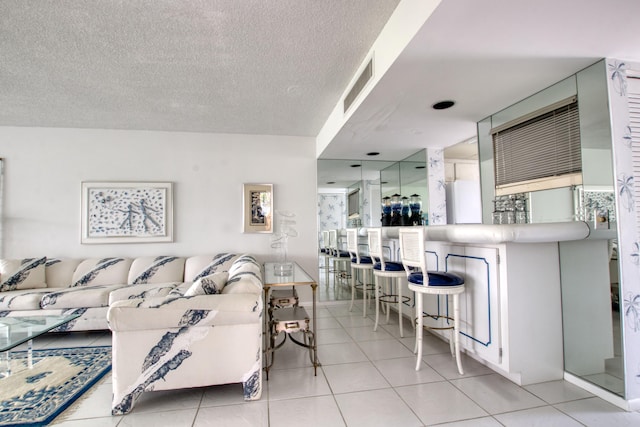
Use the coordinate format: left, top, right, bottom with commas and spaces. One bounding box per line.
0, 257, 47, 291
184, 272, 229, 296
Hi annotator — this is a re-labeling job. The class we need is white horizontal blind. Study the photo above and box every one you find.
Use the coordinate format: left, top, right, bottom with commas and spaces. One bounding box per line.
628, 77, 640, 223
493, 101, 581, 187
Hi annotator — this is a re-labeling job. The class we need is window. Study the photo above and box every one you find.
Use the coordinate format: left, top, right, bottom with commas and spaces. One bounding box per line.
492, 96, 582, 194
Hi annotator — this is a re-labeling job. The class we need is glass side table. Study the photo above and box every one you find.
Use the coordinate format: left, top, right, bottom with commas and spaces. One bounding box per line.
263, 262, 319, 379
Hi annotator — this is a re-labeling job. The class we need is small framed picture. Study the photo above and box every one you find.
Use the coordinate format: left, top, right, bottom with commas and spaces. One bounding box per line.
243, 183, 273, 233
81, 181, 173, 244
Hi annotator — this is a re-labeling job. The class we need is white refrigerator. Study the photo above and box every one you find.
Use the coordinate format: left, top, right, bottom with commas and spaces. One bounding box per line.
445, 180, 482, 224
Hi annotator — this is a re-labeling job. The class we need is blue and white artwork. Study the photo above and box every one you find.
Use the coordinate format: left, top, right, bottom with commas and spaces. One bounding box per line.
82, 182, 173, 243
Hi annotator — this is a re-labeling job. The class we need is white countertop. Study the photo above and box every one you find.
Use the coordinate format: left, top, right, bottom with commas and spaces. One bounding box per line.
374, 222, 593, 244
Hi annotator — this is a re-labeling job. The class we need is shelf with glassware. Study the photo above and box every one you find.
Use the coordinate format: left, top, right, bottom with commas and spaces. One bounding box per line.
262, 261, 319, 379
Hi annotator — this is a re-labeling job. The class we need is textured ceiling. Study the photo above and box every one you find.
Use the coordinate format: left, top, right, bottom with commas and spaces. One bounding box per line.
0, 0, 400, 136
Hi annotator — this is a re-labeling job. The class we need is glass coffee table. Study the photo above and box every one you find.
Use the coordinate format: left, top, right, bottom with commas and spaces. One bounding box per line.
0, 313, 81, 377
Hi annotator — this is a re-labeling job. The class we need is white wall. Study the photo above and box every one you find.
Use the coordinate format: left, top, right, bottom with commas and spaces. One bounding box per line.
0, 127, 319, 281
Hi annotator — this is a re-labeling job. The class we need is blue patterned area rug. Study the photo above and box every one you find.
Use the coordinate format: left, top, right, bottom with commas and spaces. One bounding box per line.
0, 346, 111, 426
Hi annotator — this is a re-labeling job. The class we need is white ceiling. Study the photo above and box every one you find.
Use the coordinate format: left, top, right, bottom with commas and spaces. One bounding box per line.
322, 0, 640, 162
2, 0, 640, 166
0, 0, 400, 136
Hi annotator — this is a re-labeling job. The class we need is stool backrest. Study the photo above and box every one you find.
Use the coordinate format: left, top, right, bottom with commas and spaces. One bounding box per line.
346, 228, 362, 263
398, 227, 427, 276
328, 229, 338, 256
321, 230, 330, 252
367, 228, 389, 269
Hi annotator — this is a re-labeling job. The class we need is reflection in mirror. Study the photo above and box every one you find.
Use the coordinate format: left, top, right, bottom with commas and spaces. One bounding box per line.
317, 152, 427, 302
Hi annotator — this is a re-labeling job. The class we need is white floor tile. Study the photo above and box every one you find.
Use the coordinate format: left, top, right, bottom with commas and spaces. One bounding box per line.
450, 374, 546, 415
494, 406, 584, 426
314, 316, 343, 330
433, 417, 502, 426
373, 356, 445, 387
268, 339, 316, 370
50, 416, 122, 427
119, 409, 198, 427
335, 315, 375, 328
55, 381, 114, 421
129, 387, 204, 414
335, 388, 422, 427
266, 366, 332, 401
323, 361, 390, 394
356, 339, 414, 360
318, 327, 355, 345
344, 325, 393, 342
396, 381, 488, 425
39, 305, 640, 427
423, 352, 494, 379
200, 383, 252, 407
399, 333, 451, 355
379, 316, 416, 339
193, 401, 268, 427
317, 342, 368, 365
269, 395, 346, 427
555, 397, 640, 427
524, 380, 593, 404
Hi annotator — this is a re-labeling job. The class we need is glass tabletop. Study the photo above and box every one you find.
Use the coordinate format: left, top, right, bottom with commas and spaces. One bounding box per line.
263, 262, 315, 286
0, 314, 81, 352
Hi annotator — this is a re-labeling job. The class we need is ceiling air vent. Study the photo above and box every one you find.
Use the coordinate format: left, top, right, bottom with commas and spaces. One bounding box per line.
344, 58, 373, 114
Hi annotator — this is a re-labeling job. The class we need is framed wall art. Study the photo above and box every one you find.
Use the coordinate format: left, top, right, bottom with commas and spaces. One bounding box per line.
81, 181, 173, 244
243, 183, 273, 233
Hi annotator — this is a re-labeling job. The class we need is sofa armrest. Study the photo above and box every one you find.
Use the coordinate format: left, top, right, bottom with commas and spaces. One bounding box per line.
107, 293, 262, 332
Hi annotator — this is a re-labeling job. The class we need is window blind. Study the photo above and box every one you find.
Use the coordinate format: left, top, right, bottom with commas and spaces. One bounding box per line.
492, 98, 582, 188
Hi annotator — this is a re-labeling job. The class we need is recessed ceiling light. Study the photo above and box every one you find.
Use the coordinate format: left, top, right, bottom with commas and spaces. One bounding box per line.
432, 100, 455, 110
366, 152, 380, 156
350, 164, 361, 168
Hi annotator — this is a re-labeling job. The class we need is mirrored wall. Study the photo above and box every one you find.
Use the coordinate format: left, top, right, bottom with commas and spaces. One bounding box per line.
317, 150, 427, 301
477, 60, 623, 397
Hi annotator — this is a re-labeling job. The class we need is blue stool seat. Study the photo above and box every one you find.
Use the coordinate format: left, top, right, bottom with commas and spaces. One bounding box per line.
373, 261, 404, 272
335, 250, 350, 258
408, 271, 464, 286
352, 256, 373, 264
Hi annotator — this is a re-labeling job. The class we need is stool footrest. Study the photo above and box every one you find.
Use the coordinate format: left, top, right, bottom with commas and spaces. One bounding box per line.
379, 294, 411, 305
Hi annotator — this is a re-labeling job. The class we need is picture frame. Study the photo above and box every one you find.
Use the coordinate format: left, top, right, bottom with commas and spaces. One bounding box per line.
81, 181, 173, 244
243, 183, 273, 233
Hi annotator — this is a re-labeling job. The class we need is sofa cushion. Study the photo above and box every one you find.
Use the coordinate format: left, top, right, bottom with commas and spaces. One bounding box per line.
71, 258, 132, 287
223, 255, 262, 295
40, 284, 127, 309
128, 256, 185, 284
0, 257, 47, 291
109, 282, 180, 306
0, 288, 59, 310
184, 253, 240, 282
45, 258, 83, 288
185, 272, 229, 296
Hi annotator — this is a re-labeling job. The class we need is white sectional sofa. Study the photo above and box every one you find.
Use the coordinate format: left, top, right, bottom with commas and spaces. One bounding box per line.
0, 253, 264, 413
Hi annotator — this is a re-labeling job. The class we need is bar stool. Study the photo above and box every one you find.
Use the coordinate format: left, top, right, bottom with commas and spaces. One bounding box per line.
346, 228, 374, 317
329, 229, 351, 288
398, 227, 465, 374
319, 230, 332, 287
368, 228, 408, 338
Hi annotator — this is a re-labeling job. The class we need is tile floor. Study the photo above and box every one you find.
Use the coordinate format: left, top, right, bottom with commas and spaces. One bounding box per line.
23, 300, 640, 426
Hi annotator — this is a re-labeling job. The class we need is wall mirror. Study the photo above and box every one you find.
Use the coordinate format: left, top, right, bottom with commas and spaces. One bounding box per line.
317, 151, 426, 302
478, 60, 623, 398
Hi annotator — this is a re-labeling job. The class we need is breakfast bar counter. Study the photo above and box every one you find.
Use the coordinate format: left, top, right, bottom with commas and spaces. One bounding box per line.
355, 221, 606, 386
